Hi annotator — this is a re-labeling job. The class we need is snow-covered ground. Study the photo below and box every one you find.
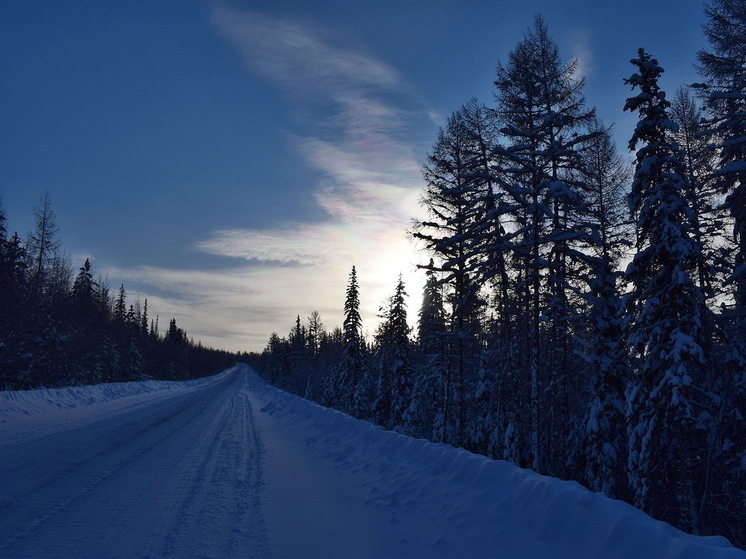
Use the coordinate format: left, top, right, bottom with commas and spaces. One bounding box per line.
0, 364, 743, 559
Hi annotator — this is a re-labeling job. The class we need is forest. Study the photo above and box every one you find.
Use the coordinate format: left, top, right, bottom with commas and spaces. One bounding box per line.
0, 194, 238, 389
251, 1, 746, 547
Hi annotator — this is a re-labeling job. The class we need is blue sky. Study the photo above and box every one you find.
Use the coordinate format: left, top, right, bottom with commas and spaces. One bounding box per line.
1, 0, 707, 352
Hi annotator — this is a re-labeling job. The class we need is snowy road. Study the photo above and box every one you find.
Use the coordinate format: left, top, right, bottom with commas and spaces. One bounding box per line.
0, 365, 743, 559
0, 368, 268, 558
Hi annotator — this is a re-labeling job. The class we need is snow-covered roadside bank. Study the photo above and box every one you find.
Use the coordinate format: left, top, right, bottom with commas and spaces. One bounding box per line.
0, 369, 232, 417
0, 367, 232, 443
247, 369, 744, 559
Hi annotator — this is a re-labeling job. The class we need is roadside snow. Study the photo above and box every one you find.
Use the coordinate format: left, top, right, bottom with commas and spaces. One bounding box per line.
0, 372, 228, 418
0, 371, 229, 444
247, 369, 743, 559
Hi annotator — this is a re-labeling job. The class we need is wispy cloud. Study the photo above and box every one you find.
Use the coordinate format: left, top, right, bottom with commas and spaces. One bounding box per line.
211, 8, 403, 95
112, 8, 430, 352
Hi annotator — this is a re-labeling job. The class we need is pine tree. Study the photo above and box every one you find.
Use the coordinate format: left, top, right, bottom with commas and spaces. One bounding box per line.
623, 48, 710, 531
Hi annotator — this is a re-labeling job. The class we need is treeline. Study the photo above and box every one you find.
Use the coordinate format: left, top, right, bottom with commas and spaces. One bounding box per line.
0, 195, 237, 389
252, 3, 746, 548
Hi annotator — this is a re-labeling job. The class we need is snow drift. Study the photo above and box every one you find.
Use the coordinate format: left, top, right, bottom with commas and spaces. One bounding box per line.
248, 369, 743, 559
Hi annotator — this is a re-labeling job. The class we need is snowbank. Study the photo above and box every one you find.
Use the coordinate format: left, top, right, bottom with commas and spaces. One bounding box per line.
248, 370, 743, 559
0, 368, 232, 441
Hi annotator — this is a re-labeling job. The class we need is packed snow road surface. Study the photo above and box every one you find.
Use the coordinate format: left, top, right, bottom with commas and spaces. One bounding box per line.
0, 368, 266, 558
0, 365, 743, 559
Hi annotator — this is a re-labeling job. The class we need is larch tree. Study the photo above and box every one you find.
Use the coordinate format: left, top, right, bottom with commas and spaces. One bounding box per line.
26, 193, 61, 303
697, 0, 746, 319
412, 109, 483, 446
695, 0, 746, 540
670, 87, 724, 301
492, 14, 596, 473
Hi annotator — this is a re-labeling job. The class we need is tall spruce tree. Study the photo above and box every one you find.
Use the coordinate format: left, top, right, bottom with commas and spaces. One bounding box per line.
113, 285, 127, 325
72, 259, 98, 313
623, 48, 710, 532
324, 266, 368, 417
373, 275, 413, 432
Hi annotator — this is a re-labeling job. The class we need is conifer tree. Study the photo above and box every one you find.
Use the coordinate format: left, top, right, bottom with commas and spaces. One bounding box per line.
72, 259, 99, 316
492, 14, 596, 472
580, 120, 631, 498
141, 299, 149, 334
302, 311, 325, 400
697, 0, 746, 319
307, 311, 323, 356
0, 207, 28, 342
264, 332, 289, 388
670, 88, 723, 299
373, 275, 413, 432
288, 314, 311, 395
324, 266, 368, 417
26, 193, 61, 302
696, 2, 746, 540
412, 108, 485, 446
470, 343, 499, 456
623, 48, 710, 531
113, 285, 127, 325
407, 264, 449, 441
